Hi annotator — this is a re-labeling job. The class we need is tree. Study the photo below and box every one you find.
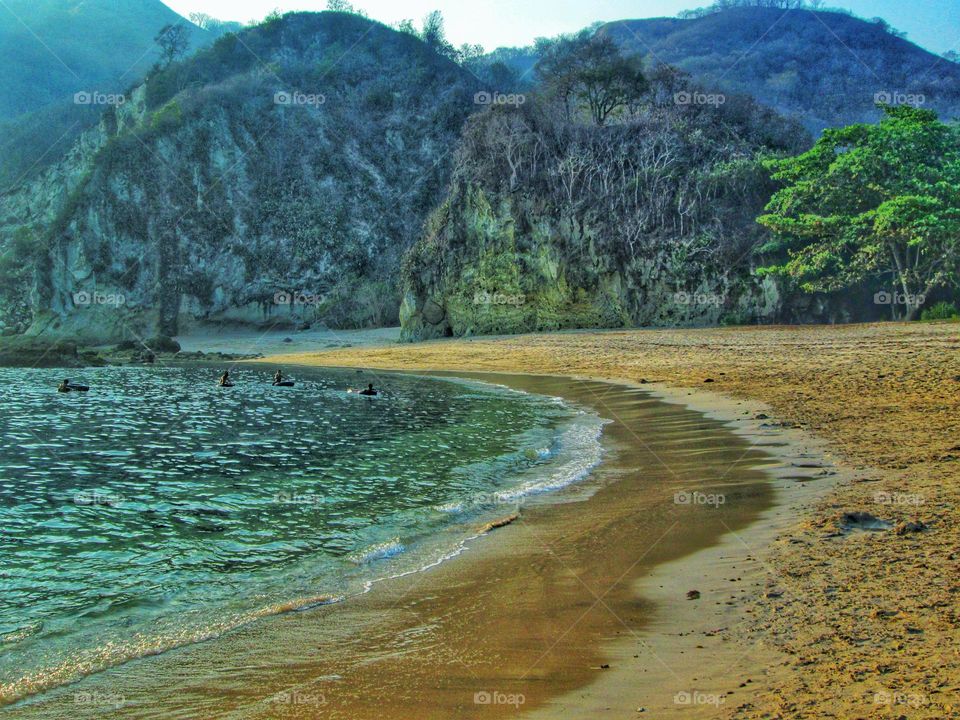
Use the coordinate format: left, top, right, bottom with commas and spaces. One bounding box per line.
535, 32, 647, 125
758, 106, 960, 319
155, 24, 190, 67
188, 12, 213, 29
420, 11, 456, 60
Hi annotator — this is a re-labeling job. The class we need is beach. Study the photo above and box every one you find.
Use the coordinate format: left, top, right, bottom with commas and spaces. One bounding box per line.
7, 371, 800, 719
262, 321, 960, 718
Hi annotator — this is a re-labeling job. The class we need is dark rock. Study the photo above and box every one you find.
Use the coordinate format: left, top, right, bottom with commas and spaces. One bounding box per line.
687, 590, 701, 600
421, 298, 446, 326
144, 335, 180, 354
895, 521, 926, 535
840, 511, 892, 532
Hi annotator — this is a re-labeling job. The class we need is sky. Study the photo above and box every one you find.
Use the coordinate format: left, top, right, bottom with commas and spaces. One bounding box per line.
161, 0, 960, 54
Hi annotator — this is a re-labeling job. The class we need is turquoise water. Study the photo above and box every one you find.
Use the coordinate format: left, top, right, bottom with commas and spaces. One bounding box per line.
0, 366, 605, 705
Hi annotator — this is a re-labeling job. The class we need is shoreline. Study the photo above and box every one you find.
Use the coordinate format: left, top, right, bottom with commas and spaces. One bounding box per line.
259, 321, 959, 718
9, 322, 956, 718
314, 367, 852, 718
6, 368, 797, 719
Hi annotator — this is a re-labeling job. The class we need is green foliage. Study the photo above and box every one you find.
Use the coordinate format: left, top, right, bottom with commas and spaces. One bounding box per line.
758, 106, 960, 319
920, 301, 959, 320
150, 100, 184, 131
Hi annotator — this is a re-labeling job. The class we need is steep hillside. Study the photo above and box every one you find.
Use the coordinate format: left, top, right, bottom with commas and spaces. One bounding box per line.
0, 0, 206, 119
399, 68, 828, 341
0, 0, 210, 186
599, 6, 960, 133
0, 12, 480, 342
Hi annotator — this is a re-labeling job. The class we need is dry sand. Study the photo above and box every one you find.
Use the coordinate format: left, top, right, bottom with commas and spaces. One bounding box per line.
265, 322, 960, 719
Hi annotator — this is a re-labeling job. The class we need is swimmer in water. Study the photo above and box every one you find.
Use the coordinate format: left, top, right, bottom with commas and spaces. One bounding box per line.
359, 383, 377, 396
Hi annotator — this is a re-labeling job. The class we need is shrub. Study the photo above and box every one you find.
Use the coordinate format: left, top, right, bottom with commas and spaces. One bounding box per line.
920, 301, 959, 321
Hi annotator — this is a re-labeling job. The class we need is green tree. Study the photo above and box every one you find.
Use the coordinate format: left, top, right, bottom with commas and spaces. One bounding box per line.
535, 32, 647, 125
758, 106, 960, 319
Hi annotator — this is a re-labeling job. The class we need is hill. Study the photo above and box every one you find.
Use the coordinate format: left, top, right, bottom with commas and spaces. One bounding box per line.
0, 0, 210, 187
598, 6, 960, 133
399, 65, 820, 341
0, 0, 207, 120
0, 12, 480, 342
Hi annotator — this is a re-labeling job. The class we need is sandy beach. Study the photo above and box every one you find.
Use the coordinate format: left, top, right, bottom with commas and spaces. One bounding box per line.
261, 321, 960, 718
7, 372, 800, 719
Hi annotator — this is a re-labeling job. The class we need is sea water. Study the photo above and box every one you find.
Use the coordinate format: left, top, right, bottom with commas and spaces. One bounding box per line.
0, 366, 606, 706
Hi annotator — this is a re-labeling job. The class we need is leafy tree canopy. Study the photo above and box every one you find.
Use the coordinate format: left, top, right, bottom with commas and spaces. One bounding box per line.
758, 105, 960, 318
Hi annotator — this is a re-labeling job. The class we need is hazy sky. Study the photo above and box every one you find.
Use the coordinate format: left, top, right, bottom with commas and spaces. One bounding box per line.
162, 0, 960, 54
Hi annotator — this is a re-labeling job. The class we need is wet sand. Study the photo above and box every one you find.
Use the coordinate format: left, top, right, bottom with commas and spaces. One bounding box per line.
263, 321, 960, 718
7, 373, 812, 719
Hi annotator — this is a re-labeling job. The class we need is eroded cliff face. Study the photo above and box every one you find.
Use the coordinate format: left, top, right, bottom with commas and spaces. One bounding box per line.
399, 79, 830, 341
0, 12, 478, 344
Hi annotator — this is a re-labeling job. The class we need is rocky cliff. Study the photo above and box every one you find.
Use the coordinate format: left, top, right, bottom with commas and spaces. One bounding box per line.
399, 68, 831, 341
0, 12, 479, 343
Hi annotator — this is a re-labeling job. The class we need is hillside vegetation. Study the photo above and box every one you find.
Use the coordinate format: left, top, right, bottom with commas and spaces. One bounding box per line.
400, 54, 815, 340
599, 5, 960, 134
0, 12, 479, 341
0, 0, 209, 186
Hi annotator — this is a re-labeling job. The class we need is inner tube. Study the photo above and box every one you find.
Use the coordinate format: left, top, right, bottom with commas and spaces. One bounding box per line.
272, 381, 295, 387
218, 383, 235, 388
67, 385, 90, 392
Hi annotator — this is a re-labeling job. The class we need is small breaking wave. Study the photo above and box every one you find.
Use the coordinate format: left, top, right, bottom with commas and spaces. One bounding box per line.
349, 538, 405, 564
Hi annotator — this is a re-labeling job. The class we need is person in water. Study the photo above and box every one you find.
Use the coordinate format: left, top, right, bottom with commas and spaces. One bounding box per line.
359, 383, 377, 396
58, 379, 71, 392
273, 369, 284, 385
218, 371, 231, 387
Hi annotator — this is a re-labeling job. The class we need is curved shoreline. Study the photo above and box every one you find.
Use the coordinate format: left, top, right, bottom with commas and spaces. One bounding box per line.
330, 368, 849, 718
256, 322, 958, 718
5, 368, 800, 719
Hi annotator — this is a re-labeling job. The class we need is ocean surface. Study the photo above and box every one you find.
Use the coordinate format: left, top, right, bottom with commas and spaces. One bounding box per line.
0, 366, 606, 706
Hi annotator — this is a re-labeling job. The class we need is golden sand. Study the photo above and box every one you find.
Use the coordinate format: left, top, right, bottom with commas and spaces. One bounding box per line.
267, 321, 960, 718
